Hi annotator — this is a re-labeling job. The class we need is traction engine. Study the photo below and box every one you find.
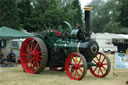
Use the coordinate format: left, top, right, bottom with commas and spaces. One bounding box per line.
20, 6, 111, 80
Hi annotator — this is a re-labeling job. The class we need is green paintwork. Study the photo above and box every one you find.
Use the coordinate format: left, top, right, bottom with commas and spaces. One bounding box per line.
71, 29, 79, 39
37, 31, 79, 54
54, 39, 79, 55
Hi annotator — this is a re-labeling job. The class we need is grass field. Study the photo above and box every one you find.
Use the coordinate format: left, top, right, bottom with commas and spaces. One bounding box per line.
0, 54, 128, 85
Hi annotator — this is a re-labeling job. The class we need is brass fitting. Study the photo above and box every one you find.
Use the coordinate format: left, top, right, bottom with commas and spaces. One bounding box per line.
84, 5, 92, 11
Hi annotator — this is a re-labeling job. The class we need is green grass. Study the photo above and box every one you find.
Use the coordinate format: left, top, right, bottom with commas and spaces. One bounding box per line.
0, 54, 128, 85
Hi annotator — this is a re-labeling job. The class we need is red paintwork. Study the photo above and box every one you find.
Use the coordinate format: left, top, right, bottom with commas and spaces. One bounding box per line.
65, 53, 85, 80
90, 52, 109, 77
52, 30, 61, 36
20, 38, 42, 74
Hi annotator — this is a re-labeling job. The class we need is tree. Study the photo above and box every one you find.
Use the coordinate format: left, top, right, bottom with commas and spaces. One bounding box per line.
17, 0, 34, 31
0, 0, 20, 30
72, 0, 83, 27
118, 0, 128, 27
0, 0, 83, 32
91, 0, 120, 33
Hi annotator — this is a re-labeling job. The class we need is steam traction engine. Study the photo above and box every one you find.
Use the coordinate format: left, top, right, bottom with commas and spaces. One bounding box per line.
20, 6, 111, 80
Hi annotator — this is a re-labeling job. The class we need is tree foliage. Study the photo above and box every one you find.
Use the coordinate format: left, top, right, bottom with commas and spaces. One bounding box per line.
0, 0, 128, 33
91, 0, 120, 33
118, 0, 128, 27
0, 0, 83, 32
0, 0, 20, 30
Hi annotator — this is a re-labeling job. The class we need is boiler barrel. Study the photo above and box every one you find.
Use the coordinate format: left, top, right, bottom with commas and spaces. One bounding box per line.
54, 39, 99, 58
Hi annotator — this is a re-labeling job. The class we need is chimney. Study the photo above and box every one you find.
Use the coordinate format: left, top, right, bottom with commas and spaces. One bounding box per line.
84, 5, 92, 38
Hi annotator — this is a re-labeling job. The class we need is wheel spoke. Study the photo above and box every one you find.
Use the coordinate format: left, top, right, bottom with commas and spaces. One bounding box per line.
35, 45, 40, 52
78, 67, 84, 73
97, 68, 100, 75
99, 54, 101, 62
33, 43, 39, 52
102, 65, 107, 71
69, 66, 72, 68
93, 66, 98, 72
35, 51, 42, 55
96, 56, 99, 61
25, 58, 33, 66
102, 57, 105, 63
33, 60, 38, 70
30, 61, 34, 72
78, 58, 82, 64
22, 53, 30, 57
35, 60, 40, 69
70, 69, 74, 74
32, 60, 35, 70
74, 70, 77, 78
25, 44, 31, 52
31, 40, 33, 51
70, 60, 73, 65
31, 40, 34, 51
26, 48, 31, 54
72, 57, 77, 64
92, 59, 97, 64
103, 63, 108, 65
35, 57, 41, 62
100, 68, 104, 75
36, 54, 42, 58
25, 57, 31, 62
76, 70, 81, 78
79, 65, 84, 67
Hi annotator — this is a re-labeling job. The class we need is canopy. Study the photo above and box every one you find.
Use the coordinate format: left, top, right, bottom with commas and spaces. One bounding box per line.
0, 26, 35, 39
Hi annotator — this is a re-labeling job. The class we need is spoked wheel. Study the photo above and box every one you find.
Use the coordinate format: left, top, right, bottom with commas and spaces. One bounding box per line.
20, 37, 48, 74
90, 52, 111, 78
65, 53, 87, 80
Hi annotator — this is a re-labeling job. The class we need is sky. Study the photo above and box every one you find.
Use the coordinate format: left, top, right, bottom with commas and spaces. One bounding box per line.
79, 0, 92, 9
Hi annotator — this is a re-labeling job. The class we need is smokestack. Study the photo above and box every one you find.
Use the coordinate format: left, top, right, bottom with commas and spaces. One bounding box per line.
84, 5, 92, 38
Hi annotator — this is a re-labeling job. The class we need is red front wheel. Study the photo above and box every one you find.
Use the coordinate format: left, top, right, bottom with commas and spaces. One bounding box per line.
20, 37, 48, 74
90, 52, 111, 78
65, 53, 87, 80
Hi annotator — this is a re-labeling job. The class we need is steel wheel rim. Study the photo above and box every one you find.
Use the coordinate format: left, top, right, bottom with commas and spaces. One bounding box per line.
65, 53, 86, 80
90, 52, 110, 77
20, 38, 42, 74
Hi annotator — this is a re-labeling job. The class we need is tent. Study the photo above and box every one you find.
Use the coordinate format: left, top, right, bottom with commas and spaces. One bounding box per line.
0, 26, 35, 39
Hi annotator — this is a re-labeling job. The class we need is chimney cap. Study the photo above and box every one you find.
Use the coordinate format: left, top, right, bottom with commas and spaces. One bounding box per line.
84, 5, 92, 11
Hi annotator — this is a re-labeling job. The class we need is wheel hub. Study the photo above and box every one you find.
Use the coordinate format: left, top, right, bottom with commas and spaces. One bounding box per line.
98, 62, 103, 67
72, 64, 80, 70
30, 53, 34, 57
72, 65, 75, 69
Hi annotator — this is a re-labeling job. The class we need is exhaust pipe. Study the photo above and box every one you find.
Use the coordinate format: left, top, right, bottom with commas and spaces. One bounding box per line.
84, 5, 92, 38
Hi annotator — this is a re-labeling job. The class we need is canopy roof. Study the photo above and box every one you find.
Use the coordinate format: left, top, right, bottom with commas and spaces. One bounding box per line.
0, 26, 35, 39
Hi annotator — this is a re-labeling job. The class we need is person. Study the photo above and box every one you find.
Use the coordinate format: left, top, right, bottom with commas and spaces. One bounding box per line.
75, 23, 81, 29
0, 48, 6, 64
7, 49, 18, 64
126, 80, 128, 84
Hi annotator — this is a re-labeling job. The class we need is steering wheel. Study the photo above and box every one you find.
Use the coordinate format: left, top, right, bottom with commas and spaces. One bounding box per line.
56, 21, 72, 34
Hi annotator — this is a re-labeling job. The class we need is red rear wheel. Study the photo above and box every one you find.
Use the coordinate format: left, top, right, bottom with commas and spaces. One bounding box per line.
20, 37, 48, 74
90, 52, 111, 77
65, 53, 87, 80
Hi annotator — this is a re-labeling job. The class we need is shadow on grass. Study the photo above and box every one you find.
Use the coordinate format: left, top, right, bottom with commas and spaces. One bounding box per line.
39, 69, 66, 77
